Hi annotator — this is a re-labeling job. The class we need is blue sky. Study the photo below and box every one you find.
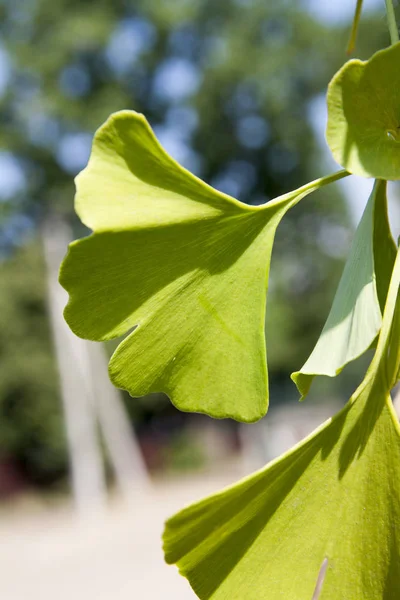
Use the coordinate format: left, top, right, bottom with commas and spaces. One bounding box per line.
306, 0, 382, 24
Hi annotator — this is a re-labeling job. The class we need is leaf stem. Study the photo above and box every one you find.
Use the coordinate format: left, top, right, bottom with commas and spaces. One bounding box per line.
270, 169, 350, 211
347, 0, 364, 54
385, 0, 399, 45
370, 245, 400, 389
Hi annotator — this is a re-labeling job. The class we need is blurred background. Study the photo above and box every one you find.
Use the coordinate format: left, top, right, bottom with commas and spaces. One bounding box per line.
0, 0, 398, 598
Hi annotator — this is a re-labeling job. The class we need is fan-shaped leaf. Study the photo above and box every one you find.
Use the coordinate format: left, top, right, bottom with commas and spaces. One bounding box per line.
327, 43, 400, 179
59, 110, 348, 422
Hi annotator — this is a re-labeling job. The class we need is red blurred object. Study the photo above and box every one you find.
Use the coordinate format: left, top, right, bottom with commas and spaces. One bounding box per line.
0, 458, 27, 498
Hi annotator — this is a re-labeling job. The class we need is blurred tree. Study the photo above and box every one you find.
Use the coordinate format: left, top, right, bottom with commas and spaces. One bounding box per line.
0, 0, 387, 482
0, 241, 67, 484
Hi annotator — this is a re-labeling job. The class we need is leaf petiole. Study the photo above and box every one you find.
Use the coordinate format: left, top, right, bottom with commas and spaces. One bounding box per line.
385, 0, 399, 45
269, 169, 350, 211
347, 0, 364, 54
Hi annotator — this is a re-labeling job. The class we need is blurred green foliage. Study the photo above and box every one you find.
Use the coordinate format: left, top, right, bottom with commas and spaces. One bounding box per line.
0, 242, 66, 483
0, 0, 386, 483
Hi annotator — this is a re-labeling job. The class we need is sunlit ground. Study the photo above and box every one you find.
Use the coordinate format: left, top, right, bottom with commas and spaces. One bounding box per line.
0, 472, 242, 600
0, 398, 345, 600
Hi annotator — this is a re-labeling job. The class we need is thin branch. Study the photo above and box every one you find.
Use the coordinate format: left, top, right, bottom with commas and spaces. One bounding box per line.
347, 0, 364, 54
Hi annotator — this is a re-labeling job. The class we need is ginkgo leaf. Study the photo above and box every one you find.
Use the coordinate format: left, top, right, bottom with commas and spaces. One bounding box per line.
163, 246, 400, 600
327, 43, 400, 179
292, 179, 396, 400
59, 110, 347, 423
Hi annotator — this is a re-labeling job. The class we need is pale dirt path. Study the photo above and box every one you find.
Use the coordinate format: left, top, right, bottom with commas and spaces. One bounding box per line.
0, 471, 241, 600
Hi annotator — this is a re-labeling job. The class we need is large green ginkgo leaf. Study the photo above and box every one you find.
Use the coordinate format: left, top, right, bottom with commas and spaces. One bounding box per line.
327, 43, 400, 179
292, 179, 396, 399
60, 110, 347, 422
163, 247, 400, 600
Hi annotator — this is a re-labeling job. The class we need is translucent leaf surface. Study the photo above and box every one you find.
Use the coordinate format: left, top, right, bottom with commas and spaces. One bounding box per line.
292, 179, 396, 399
59, 110, 347, 422
163, 247, 400, 600
327, 43, 400, 179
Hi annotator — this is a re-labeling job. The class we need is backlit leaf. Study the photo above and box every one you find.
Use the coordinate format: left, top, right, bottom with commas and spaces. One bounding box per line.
59, 110, 348, 422
292, 179, 396, 399
327, 43, 400, 179
163, 247, 400, 600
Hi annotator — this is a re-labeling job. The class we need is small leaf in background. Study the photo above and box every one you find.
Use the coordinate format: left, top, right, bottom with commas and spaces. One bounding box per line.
60, 110, 348, 422
327, 43, 400, 179
163, 247, 400, 600
292, 179, 396, 399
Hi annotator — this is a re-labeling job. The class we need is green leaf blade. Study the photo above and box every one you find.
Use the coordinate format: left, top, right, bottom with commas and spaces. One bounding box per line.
74, 110, 248, 233
106, 214, 276, 422
164, 391, 400, 599
61, 207, 274, 422
292, 180, 396, 399
327, 43, 400, 180
163, 248, 400, 599
60, 110, 348, 422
